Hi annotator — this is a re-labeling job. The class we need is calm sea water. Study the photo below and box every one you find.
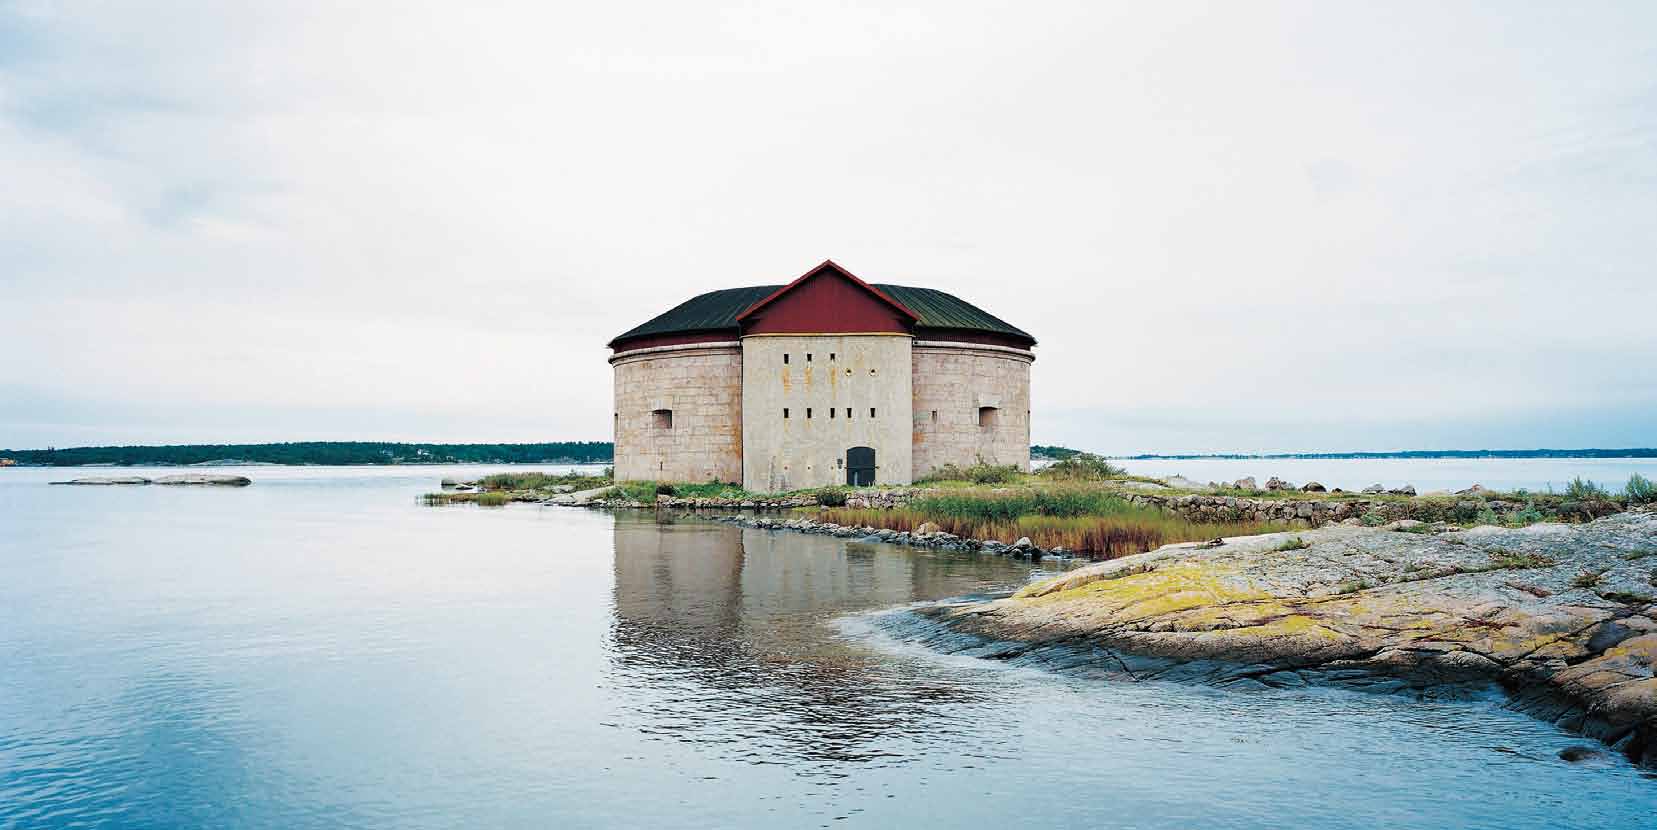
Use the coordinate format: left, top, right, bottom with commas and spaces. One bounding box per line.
1106, 456, 1657, 493
2, 464, 1653, 828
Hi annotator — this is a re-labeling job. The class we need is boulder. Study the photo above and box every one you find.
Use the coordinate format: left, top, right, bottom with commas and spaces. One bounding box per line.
1301, 481, 1327, 493
915, 522, 941, 536
1232, 477, 1257, 490
152, 474, 253, 486
1457, 484, 1490, 495
1387, 485, 1417, 496
1265, 476, 1294, 491
1012, 536, 1034, 550
1362, 483, 1387, 494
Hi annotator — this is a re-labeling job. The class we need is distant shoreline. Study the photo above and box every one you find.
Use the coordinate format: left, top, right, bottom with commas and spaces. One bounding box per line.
1104, 449, 1657, 461
0, 441, 614, 468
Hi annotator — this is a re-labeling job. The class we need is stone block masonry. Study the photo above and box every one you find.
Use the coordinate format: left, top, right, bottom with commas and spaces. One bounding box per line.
911, 343, 1032, 479
611, 344, 743, 483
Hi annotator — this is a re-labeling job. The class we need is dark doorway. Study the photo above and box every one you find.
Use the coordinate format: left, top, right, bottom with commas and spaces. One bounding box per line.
845, 446, 875, 486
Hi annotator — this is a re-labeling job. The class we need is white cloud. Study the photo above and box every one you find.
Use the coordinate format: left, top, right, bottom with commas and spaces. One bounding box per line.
2, 1, 1654, 450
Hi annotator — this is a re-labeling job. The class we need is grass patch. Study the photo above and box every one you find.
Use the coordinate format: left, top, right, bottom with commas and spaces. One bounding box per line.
476, 471, 611, 491
614, 480, 663, 504
1571, 569, 1609, 589
815, 504, 1291, 558
1488, 548, 1556, 570
1392, 523, 1435, 534
908, 488, 1131, 523
422, 491, 511, 506
815, 487, 849, 507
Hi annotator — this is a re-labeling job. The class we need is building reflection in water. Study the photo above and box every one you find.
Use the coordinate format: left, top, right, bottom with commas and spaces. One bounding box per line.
606, 512, 1036, 772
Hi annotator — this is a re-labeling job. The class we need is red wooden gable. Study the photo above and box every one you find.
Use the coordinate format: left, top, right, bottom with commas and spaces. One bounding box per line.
736, 260, 918, 336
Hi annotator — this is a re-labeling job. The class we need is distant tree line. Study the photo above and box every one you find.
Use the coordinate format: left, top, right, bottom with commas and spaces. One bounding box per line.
1030, 444, 1085, 460
0, 441, 614, 467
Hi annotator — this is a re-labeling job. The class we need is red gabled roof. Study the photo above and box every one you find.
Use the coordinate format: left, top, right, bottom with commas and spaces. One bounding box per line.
734, 259, 919, 325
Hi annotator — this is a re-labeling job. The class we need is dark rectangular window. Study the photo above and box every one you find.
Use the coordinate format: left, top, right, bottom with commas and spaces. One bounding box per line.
845, 408, 851, 419
806, 353, 813, 362
870, 408, 876, 418
783, 408, 790, 419
652, 409, 673, 429
931, 410, 938, 422
784, 354, 790, 364
806, 408, 813, 419
830, 408, 836, 419
829, 352, 836, 361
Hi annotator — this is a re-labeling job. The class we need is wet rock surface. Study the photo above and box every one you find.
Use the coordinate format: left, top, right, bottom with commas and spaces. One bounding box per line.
907, 509, 1657, 766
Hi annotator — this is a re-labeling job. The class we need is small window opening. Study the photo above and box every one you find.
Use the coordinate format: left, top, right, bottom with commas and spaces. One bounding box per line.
829, 353, 836, 361
845, 407, 851, 419
845, 368, 851, 376
806, 353, 813, 362
869, 368, 876, 375
830, 408, 836, 419
652, 409, 673, 429
784, 353, 790, 364
978, 406, 998, 429
870, 408, 876, 418
783, 408, 790, 419
806, 408, 813, 419
930, 410, 938, 423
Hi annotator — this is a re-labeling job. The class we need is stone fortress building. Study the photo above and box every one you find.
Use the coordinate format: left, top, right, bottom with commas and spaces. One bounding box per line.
608, 260, 1036, 493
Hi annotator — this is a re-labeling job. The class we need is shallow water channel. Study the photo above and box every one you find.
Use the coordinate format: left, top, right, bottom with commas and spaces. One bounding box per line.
1, 466, 1652, 828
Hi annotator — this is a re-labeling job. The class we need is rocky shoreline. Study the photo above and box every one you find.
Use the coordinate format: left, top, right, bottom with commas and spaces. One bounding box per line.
898, 508, 1657, 767
49, 474, 253, 486
711, 512, 1059, 557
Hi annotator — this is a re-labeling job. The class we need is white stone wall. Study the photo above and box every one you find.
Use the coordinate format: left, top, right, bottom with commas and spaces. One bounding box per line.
741, 335, 913, 492
611, 344, 743, 483
911, 343, 1033, 478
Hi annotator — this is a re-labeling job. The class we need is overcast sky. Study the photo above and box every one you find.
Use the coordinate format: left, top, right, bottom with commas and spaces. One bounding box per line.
3, 1, 1654, 454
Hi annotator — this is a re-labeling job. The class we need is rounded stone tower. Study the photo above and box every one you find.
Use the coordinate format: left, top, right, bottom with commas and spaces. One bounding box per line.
608, 261, 1035, 491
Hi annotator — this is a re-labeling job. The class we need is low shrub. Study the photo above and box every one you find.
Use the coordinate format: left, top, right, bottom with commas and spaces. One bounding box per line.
1626, 473, 1656, 505
655, 483, 677, 496
1564, 477, 1610, 500
1037, 453, 1127, 482
917, 459, 1022, 485
816, 487, 849, 507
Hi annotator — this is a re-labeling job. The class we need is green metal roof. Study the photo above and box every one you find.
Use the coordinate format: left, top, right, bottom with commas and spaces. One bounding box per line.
609, 283, 1034, 347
